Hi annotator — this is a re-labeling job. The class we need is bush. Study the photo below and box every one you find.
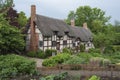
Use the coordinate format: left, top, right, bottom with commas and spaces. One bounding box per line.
112, 45, 120, 52
45, 49, 57, 58
80, 44, 85, 52
88, 48, 101, 53
89, 75, 100, 80
90, 53, 102, 57
27, 51, 36, 57
42, 53, 71, 67
0, 54, 36, 79
63, 56, 86, 65
104, 45, 115, 54
40, 72, 68, 80
62, 47, 72, 54
89, 57, 104, 66
77, 53, 92, 62
36, 50, 45, 59
103, 59, 111, 66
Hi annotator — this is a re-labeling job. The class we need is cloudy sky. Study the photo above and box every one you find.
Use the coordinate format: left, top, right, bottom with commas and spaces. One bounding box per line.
14, 0, 120, 24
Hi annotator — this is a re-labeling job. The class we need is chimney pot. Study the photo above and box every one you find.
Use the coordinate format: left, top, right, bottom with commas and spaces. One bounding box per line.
83, 22, 88, 29
71, 19, 75, 27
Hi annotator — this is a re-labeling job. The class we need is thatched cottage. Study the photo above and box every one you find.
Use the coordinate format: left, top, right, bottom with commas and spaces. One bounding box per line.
26, 5, 94, 52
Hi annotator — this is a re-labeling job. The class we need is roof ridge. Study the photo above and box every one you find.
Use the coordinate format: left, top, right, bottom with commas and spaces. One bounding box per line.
36, 14, 64, 22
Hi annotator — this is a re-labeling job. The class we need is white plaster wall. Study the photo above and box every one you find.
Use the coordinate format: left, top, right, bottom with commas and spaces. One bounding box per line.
52, 35, 57, 41
44, 41, 47, 46
63, 35, 67, 40
48, 41, 51, 46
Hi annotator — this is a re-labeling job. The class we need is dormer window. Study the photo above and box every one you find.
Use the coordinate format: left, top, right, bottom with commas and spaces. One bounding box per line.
53, 31, 58, 35
65, 32, 69, 35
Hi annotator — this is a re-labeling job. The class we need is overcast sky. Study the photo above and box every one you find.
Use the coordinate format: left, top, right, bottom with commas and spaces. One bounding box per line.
14, 0, 120, 24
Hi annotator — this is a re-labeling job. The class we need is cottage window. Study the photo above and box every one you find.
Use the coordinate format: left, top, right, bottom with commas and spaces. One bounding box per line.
73, 43, 75, 47
87, 43, 90, 47
52, 41, 56, 47
39, 41, 43, 47
63, 40, 67, 45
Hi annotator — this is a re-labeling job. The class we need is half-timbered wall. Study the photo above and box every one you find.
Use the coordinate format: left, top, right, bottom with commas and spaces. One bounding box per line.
26, 26, 93, 52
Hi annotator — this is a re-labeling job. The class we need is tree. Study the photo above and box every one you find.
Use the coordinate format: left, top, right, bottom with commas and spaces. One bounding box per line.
0, 0, 14, 13
65, 11, 75, 25
17, 11, 28, 28
66, 6, 111, 33
5, 7, 20, 28
113, 20, 120, 45
0, 14, 25, 54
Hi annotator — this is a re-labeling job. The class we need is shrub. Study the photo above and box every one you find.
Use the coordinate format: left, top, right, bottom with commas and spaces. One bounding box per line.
103, 59, 111, 66
42, 53, 71, 67
27, 51, 36, 57
36, 50, 45, 59
104, 45, 115, 54
112, 45, 120, 52
90, 53, 102, 57
80, 44, 85, 52
88, 48, 101, 53
62, 47, 72, 54
77, 53, 92, 62
0, 54, 36, 79
45, 49, 57, 58
89, 75, 100, 80
89, 57, 104, 66
40, 72, 68, 80
63, 56, 86, 65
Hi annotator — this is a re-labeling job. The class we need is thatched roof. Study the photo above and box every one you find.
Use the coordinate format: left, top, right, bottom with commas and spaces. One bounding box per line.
69, 26, 92, 42
35, 14, 70, 37
27, 14, 92, 42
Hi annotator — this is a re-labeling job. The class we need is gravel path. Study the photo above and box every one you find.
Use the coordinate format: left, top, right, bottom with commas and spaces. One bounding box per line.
28, 58, 43, 68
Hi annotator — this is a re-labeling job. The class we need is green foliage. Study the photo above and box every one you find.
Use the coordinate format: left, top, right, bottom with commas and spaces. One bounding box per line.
65, 11, 75, 25
27, 51, 36, 57
17, 11, 28, 28
45, 49, 57, 58
103, 59, 111, 66
104, 45, 115, 54
63, 56, 86, 64
37, 50, 45, 59
66, 6, 110, 33
89, 75, 100, 80
62, 47, 72, 54
27, 49, 57, 59
104, 45, 120, 54
0, 54, 36, 79
42, 53, 71, 67
0, 0, 13, 12
80, 44, 85, 52
88, 48, 101, 53
77, 53, 92, 62
90, 53, 102, 57
0, 14, 25, 54
40, 72, 68, 80
93, 32, 113, 53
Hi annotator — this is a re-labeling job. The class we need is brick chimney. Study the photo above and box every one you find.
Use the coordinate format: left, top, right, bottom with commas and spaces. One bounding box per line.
83, 22, 88, 29
71, 19, 75, 27
29, 5, 37, 52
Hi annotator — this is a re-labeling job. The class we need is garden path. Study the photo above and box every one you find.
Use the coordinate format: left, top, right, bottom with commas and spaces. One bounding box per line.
28, 58, 43, 68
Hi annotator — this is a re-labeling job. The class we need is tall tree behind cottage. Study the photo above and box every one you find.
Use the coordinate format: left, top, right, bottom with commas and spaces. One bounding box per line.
66, 6, 111, 33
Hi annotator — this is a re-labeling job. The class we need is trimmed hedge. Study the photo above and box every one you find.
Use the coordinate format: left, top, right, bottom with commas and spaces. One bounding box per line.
42, 53, 71, 67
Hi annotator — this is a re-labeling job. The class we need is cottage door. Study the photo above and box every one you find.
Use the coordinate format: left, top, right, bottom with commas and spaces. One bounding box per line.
56, 42, 60, 50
